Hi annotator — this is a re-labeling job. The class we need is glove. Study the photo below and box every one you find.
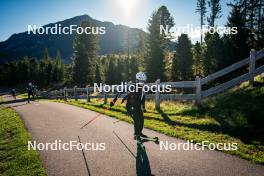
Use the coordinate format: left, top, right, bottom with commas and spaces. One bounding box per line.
110, 101, 114, 107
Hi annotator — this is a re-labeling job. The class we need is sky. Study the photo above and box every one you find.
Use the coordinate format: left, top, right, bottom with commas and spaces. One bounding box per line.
0, 0, 232, 42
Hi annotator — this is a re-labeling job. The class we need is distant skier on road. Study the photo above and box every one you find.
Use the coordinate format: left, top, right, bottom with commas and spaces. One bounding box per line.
11, 89, 16, 100
27, 82, 35, 103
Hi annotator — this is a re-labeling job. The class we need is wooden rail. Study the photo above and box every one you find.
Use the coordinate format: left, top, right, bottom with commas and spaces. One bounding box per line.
43, 48, 264, 109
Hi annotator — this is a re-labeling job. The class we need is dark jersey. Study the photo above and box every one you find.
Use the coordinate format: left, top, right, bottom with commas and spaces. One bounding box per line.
112, 84, 145, 113
124, 90, 145, 110
11, 89, 16, 96
27, 85, 34, 93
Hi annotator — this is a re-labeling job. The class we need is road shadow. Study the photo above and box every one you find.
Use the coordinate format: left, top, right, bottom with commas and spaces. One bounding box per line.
136, 142, 153, 176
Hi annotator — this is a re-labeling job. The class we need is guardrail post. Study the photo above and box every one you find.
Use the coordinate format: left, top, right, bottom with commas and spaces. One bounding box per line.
249, 49, 256, 85
195, 76, 202, 105
86, 85, 90, 102
103, 84, 107, 104
64, 87, 67, 101
74, 86, 77, 101
155, 79, 160, 110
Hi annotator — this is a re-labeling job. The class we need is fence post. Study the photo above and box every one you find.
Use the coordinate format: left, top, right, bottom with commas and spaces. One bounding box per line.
86, 85, 90, 102
57, 90, 60, 99
57, 89, 60, 99
74, 86, 77, 101
249, 49, 256, 85
60, 89, 63, 99
195, 76, 202, 105
64, 87, 67, 101
55, 90, 58, 99
155, 79, 160, 110
103, 84, 107, 104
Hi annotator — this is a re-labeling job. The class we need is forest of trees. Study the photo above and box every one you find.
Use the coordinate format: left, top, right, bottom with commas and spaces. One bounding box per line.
0, 49, 64, 87
0, 0, 264, 87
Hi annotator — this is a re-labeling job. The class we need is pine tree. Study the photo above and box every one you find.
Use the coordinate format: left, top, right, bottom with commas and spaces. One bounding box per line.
53, 50, 64, 82
124, 56, 131, 81
5, 61, 18, 86
207, 0, 222, 26
28, 58, 39, 83
45, 59, 53, 85
105, 56, 116, 85
44, 48, 50, 60
72, 21, 99, 86
146, 6, 174, 82
172, 34, 193, 81
233, 0, 264, 48
203, 32, 223, 74
39, 59, 46, 86
192, 42, 204, 76
17, 58, 29, 85
130, 56, 139, 80
224, 5, 249, 65
95, 64, 102, 84
41, 48, 53, 85
137, 31, 147, 70
116, 58, 126, 83
196, 0, 207, 43
146, 11, 163, 82
158, 5, 175, 45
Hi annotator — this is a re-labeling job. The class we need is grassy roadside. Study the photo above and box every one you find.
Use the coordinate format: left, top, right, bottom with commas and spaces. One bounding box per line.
51, 79, 264, 164
0, 97, 46, 176
18, 93, 28, 99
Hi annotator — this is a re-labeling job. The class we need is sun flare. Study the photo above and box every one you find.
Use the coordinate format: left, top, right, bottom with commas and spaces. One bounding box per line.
113, 0, 140, 16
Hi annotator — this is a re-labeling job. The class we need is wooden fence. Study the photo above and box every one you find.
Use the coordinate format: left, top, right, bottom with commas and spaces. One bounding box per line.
44, 48, 264, 109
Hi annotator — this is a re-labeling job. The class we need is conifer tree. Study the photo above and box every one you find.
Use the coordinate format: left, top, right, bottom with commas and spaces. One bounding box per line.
53, 50, 64, 82
171, 34, 193, 80
72, 21, 99, 86
207, 0, 222, 26
146, 6, 174, 82
95, 64, 102, 84
130, 56, 139, 80
196, 0, 207, 43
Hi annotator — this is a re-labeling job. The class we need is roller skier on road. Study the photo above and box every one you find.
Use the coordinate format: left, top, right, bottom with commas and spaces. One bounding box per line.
110, 72, 155, 141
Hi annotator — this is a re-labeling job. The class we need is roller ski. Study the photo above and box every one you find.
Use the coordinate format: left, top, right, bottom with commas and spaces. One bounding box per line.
141, 136, 159, 143
134, 134, 159, 143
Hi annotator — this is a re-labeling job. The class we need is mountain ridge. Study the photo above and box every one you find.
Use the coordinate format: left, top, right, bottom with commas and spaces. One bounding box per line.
0, 14, 143, 63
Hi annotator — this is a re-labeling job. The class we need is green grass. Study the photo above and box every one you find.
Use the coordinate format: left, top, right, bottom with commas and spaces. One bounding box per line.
52, 77, 264, 164
18, 93, 28, 99
0, 98, 46, 176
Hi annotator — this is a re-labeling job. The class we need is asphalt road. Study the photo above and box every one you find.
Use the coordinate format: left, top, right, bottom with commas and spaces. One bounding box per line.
1, 94, 264, 176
